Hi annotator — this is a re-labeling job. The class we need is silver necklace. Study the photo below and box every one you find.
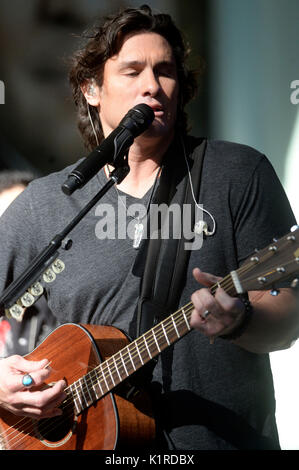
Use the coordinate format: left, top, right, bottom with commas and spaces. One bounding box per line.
112, 166, 161, 249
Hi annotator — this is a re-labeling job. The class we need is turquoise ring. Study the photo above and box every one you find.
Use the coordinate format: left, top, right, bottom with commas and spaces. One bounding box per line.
22, 374, 34, 387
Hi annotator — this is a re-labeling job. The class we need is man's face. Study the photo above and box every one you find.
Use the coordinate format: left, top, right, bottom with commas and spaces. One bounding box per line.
97, 32, 179, 142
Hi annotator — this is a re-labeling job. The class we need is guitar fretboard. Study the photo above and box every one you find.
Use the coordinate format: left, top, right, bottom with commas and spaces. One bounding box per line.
61, 226, 299, 415
66, 304, 195, 415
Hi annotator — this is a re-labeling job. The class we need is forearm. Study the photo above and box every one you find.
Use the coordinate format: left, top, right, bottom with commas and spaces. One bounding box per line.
233, 288, 299, 354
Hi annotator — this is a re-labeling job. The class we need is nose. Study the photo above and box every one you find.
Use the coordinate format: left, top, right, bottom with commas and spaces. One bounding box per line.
141, 68, 160, 97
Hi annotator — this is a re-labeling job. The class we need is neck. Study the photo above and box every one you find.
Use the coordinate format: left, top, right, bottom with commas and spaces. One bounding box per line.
107, 132, 173, 198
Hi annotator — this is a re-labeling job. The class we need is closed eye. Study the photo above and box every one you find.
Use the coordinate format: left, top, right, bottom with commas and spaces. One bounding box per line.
118, 60, 177, 79
157, 65, 177, 78
125, 71, 140, 77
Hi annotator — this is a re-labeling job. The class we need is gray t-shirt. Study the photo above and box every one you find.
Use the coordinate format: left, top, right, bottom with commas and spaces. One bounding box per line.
0, 138, 296, 449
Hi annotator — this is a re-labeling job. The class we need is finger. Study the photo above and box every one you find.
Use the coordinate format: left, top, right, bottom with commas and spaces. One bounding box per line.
11, 366, 52, 392
190, 307, 222, 335
14, 405, 63, 419
190, 291, 213, 329
21, 379, 67, 405
5, 356, 51, 389
19, 374, 44, 392
41, 391, 67, 414
20, 366, 53, 390
10, 379, 67, 415
193, 268, 222, 288
190, 306, 236, 339
19, 388, 66, 419
6, 379, 66, 416
191, 287, 220, 317
0, 368, 50, 395
9, 356, 50, 373
214, 288, 245, 318
191, 287, 232, 329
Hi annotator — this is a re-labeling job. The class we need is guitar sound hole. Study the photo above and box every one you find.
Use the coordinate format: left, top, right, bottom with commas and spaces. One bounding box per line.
36, 409, 74, 443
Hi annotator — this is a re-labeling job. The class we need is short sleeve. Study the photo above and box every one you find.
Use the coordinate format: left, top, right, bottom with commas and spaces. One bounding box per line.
233, 155, 297, 264
0, 184, 41, 315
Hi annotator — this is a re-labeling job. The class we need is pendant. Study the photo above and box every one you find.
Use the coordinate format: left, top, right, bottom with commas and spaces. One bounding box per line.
133, 221, 144, 249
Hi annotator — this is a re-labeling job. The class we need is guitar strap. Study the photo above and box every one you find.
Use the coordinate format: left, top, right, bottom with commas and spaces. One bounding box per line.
136, 136, 207, 338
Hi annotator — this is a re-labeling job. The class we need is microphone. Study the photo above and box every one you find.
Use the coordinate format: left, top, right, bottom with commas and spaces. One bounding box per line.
61, 103, 155, 195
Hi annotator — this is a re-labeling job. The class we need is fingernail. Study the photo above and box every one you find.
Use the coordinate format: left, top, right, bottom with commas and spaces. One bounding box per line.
43, 361, 52, 370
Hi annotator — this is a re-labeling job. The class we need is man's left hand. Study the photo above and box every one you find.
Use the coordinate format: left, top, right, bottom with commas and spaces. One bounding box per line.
190, 267, 246, 340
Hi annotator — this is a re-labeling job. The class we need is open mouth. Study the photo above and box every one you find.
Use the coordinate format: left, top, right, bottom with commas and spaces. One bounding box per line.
153, 107, 164, 116
151, 105, 164, 116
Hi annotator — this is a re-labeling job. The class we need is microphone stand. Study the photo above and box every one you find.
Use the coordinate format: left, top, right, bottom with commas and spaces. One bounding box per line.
0, 162, 130, 318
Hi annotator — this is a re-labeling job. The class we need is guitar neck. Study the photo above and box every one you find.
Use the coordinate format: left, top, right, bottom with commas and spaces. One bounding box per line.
66, 303, 193, 414
65, 225, 299, 414
66, 275, 238, 415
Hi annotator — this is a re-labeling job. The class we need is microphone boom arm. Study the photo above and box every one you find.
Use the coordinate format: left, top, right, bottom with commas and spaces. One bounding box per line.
0, 163, 129, 317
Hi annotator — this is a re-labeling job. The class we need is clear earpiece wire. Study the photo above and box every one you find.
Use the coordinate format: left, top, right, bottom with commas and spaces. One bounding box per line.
181, 135, 216, 236
87, 102, 100, 146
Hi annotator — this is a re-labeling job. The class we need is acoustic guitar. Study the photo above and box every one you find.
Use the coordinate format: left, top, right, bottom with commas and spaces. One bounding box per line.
0, 227, 298, 450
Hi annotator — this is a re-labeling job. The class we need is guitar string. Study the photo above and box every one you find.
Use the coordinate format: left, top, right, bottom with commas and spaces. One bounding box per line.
0, 262, 285, 449
0, 310, 190, 448
6, 241, 286, 442
2, 249, 295, 447
0, 258, 272, 446
0, 264, 246, 449
0, 264, 241, 444
0, 261, 261, 446
8, 246, 299, 447
1, 302, 197, 447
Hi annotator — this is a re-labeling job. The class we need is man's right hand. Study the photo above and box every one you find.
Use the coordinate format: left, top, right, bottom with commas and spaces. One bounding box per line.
0, 355, 66, 419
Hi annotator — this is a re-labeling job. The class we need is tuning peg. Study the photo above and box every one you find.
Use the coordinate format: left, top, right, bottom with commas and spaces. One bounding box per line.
29, 282, 44, 297
61, 238, 73, 250
291, 278, 298, 289
291, 225, 299, 232
43, 268, 56, 283
276, 267, 286, 273
6, 303, 25, 322
270, 288, 280, 296
20, 292, 35, 307
52, 259, 65, 274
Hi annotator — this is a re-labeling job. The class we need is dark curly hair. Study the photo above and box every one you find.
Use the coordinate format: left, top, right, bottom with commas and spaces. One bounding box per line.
69, 4, 198, 150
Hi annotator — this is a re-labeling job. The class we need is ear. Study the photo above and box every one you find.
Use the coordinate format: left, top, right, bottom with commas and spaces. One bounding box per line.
81, 79, 101, 107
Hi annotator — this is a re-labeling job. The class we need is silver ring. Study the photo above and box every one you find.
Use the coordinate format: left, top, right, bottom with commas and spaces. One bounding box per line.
22, 373, 34, 387
202, 309, 210, 320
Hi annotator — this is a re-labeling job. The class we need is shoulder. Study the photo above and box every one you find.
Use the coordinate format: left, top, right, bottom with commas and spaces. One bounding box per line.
188, 135, 263, 159
7, 158, 90, 238
24, 158, 96, 212
206, 139, 263, 160
193, 137, 265, 167
28, 160, 83, 197
188, 137, 274, 184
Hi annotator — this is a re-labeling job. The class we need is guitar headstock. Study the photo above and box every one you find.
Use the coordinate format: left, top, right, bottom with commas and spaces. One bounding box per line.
4, 258, 65, 322
238, 225, 299, 293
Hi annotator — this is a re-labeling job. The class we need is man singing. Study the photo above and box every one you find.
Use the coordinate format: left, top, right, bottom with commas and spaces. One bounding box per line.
0, 5, 297, 450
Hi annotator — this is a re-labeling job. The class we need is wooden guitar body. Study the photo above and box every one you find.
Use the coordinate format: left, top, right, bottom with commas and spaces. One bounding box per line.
0, 323, 155, 450
0, 227, 298, 450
